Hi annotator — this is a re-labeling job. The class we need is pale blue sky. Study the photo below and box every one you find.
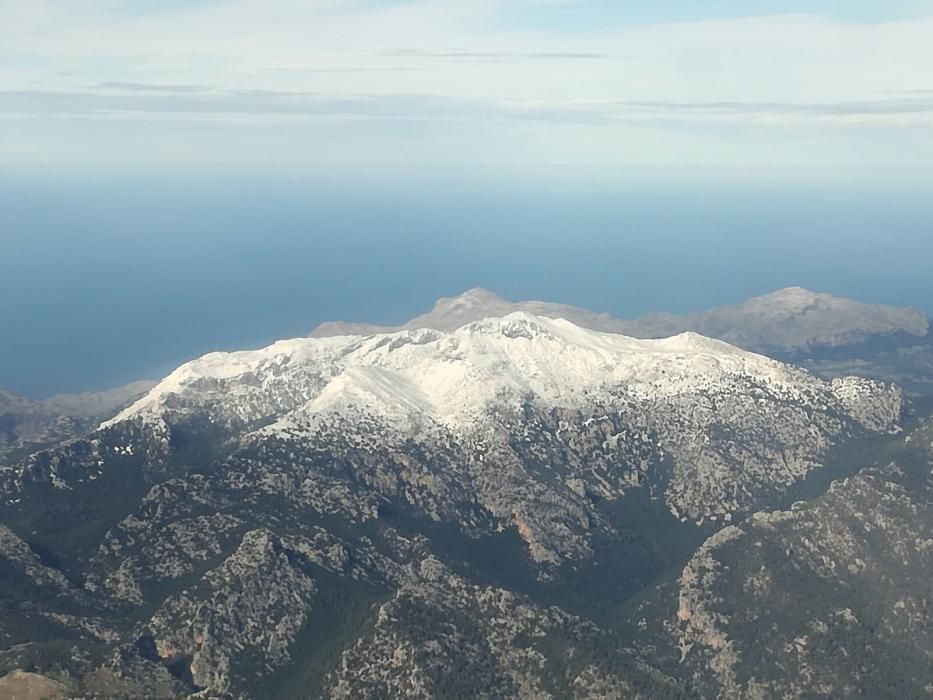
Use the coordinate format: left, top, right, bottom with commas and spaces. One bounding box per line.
116, 0, 933, 24
2, 0, 933, 181
498, 0, 933, 28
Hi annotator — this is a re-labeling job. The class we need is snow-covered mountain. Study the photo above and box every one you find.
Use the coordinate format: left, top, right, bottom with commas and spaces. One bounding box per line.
0, 312, 921, 699
103, 313, 901, 532
118, 312, 897, 430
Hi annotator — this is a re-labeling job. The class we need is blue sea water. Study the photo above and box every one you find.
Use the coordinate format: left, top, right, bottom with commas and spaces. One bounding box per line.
2, 171, 931, 397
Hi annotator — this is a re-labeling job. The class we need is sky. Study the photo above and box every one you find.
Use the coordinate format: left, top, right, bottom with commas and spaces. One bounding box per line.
2, 0, 933, 179
2, 1, 933, 397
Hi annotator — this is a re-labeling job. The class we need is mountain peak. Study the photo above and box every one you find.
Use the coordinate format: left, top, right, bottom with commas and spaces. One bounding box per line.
759, 286, 824, 301
751, 286, 849, 308
726, 287, 930, 340
311, 287, 619, 338
408, 287, 517, 331
439, 287, 506, 305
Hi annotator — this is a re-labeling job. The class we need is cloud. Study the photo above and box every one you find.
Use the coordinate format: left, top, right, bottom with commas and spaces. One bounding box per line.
2, 2, 933, 175
95, 81, 213, 93
378, 48, 609, 60
3, 88, 932, 129
265, 66, 424, 74
0, 89, 487, 121
568, 97, 933, 123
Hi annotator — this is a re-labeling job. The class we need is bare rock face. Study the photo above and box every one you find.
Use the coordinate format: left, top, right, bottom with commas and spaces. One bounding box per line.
0, 524, 76, 595
147, 529, 318, 693
668, 462, 933, 699
0, 670, 68, 699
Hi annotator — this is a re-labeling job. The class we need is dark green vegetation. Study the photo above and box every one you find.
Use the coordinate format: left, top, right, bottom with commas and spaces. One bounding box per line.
261, 571, 389, 700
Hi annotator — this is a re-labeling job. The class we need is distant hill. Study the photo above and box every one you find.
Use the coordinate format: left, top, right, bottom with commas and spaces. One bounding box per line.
0, 381, 156, 463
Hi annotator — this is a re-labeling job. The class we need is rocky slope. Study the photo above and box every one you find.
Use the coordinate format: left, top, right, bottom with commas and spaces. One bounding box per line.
0, 314, 924, 699
617, 411, 933, 700
659, 458, 931, 698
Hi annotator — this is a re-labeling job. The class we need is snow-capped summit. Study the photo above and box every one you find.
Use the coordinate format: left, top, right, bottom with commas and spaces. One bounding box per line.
108, 312, 897, 438
112, 313, 781, 428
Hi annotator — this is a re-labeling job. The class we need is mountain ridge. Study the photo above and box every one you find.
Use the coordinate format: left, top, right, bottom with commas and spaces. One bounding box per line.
311, 286, 930, 356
